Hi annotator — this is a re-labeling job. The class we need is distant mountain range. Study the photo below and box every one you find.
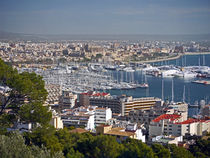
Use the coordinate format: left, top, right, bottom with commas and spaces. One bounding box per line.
0, 31, 210, 41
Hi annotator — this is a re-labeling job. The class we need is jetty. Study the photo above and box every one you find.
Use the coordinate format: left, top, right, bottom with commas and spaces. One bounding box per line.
192, 80, 210, 85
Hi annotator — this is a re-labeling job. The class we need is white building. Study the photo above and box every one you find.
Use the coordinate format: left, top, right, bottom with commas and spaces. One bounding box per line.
126, 123, 146, 142
61, 106, 95, 130
95, 107, 112, 126
152, 135, 183, 145
62, 113, 95, 130
7, 122, 32, 133
149, 114, 210, 137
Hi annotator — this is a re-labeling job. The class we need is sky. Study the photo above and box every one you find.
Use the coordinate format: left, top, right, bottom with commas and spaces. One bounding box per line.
0, 0, 210, 35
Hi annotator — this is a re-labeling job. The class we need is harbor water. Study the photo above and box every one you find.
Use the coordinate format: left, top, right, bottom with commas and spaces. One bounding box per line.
105, 54, 210, 116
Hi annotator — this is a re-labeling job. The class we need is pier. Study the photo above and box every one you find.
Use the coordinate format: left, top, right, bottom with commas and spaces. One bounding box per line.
192, 80, 210, 85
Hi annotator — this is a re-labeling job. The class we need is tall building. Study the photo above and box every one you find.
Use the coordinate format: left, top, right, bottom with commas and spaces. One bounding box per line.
149, 114, 210, 137
123, 97, 162, 116
95, 107, 112, 126
128, 106, 164, 130
79, 92, 161, 116
60, 90, 77, 109
50, 110, 63, 129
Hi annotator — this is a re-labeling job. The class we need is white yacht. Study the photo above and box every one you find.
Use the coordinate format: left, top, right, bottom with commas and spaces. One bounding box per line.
123, 67, 135, 72
174, 71, 197, 78
161, 69, 179, 78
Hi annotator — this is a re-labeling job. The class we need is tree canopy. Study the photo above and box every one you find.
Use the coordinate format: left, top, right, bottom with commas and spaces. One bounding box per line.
1, 58, 207, 158
189, 138, 210, 158
0, 132, 64, 158
0, 58, 51, 130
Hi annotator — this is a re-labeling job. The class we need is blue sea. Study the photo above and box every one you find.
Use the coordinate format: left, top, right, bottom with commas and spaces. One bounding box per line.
105, 54, 210, 117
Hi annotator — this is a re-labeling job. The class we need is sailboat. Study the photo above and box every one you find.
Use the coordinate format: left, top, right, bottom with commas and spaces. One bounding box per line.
171, 78, 174, 104
138, 74, 149, 88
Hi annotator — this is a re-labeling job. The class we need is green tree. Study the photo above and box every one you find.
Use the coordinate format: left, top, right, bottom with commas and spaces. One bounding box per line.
66, 148, 84, 158
189, 138, 210, 158
19, 102, 52, 125
168, 144, 194, 158
24, 126, 63, 153
151, 143, 171, 158
0, 58, 51, 127
92, 135, 123, 158
120, 138, 155, 158
0, 132, 64, 158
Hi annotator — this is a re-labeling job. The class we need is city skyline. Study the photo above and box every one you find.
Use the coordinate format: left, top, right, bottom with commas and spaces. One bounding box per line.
0, 0, 210, 35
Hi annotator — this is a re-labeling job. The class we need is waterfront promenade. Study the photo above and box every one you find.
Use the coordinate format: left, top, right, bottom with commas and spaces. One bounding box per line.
138, 52, 210, 63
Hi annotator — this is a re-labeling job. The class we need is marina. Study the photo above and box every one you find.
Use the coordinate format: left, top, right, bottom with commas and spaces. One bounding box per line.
17, 54, 210, 110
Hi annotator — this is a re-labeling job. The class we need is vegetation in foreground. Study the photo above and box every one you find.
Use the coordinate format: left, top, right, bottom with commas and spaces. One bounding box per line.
0, 58, 210, 158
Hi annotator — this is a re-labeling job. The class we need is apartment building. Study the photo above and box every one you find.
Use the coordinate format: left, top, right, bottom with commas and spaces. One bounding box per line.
128, 106, 164, 130
61, 106, 95, 130
62, 113, 95, 130
60, 90, 77, 108
80, 92, 161, 116
95, 107, 112, 126
50, 110, 63, 129
149, 114, 210, 137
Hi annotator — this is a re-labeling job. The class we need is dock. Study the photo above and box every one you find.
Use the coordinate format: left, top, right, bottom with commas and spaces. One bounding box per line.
192, 80, 210, 85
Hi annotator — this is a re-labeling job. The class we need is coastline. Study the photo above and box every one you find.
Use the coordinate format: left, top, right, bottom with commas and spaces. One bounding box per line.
138, 52, 210, 63
184, 52, 210, 55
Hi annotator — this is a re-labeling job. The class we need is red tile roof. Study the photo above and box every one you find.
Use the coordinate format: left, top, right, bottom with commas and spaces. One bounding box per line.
175, 118, 210, 124
92, 92, 109, 97
81, 92, 109, 97
175, 118, 198, 124
152, 114, 181, 122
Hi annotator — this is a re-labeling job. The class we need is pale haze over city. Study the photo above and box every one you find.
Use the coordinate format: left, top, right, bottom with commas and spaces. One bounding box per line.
0, 0, 210, 35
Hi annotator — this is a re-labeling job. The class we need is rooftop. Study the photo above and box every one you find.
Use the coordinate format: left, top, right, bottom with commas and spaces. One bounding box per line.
69, 128, 89, 134
106, 127, 135, 137
81, 92, 109, 97
175, 118, 210, 124
152, 114, 181, 123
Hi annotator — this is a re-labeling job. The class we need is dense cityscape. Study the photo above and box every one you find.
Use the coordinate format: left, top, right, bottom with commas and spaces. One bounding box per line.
0, 40, 210, 64
0, 0, 210, 158
0, 37, 210, 158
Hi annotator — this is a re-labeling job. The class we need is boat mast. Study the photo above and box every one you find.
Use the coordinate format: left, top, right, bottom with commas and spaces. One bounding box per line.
182, 85, 185, 103
171, 79, 174, 103
203, 55, 205, 66
161, 79, 164, 101
145, 74, 147, 83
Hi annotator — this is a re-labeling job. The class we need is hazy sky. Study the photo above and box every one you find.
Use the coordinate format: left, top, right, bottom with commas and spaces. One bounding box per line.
0, 0, 210, 35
